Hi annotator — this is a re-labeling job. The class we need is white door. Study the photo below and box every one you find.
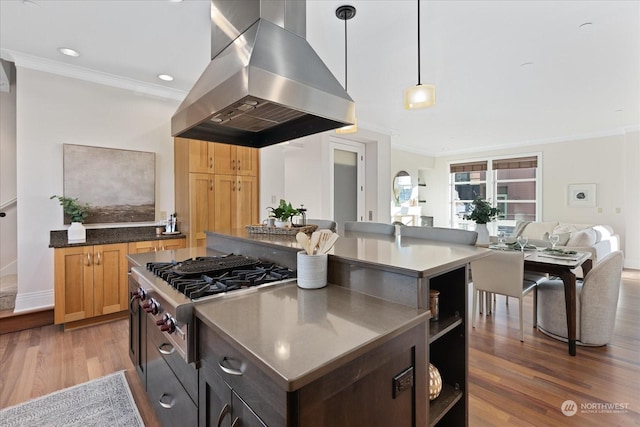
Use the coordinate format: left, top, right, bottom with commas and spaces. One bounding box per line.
330, 139, 365, 226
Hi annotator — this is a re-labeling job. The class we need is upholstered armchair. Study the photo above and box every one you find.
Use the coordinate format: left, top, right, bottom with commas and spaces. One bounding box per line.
536, 251, 624, 346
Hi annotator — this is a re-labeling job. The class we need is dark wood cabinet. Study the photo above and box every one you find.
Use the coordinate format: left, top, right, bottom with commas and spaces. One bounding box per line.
198, 317, 426, 427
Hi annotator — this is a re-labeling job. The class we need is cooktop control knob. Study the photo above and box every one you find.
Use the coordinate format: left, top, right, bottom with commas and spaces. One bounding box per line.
135, 287, 147, 301
160, 314, 176, 334
142, 298, 159, 315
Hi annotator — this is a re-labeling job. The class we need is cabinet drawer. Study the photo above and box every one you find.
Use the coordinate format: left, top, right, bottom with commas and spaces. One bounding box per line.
147, 341, 198, 427
199, 324, 286, 427
147, 316, 198, 402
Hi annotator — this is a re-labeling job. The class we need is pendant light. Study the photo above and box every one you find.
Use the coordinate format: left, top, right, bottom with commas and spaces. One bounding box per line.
404, 0, 435, 109
336, 5, 357, 134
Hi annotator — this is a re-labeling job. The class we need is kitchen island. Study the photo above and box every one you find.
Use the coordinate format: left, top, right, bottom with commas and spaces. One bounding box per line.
127, 229, 488, 426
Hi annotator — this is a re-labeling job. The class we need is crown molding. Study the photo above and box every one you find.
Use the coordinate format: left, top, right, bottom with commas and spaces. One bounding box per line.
0, 49, 186, 101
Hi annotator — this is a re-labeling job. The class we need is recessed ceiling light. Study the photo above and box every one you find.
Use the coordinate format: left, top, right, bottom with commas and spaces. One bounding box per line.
614, 109, 624, 113
22, 0, 40, 6
158, 74, 174, 81
578, 22, 593, 29
520, 62, 534, 67
58, 47, 80, 57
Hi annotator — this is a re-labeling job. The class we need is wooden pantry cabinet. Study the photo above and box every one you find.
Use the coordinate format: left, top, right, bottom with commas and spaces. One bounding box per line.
175, 138, 259, 247
53, 243, 128, 326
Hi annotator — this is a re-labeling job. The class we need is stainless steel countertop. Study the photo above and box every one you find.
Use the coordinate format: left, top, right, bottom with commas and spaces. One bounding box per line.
195, 282, 429, 392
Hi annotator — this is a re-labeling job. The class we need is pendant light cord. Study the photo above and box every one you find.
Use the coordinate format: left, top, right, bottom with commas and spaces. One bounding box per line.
344, 15, 348, 91
417, 0, 421, 86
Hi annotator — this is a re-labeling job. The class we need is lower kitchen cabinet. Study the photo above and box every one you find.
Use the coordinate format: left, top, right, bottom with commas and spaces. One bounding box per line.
146, 316, 198, 427
199, 362, 266, 427
127, 237, 186, 254
54, 243, 128, 325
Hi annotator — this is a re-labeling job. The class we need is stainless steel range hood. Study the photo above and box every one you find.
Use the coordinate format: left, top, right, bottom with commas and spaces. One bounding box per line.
171, 0, 355, 148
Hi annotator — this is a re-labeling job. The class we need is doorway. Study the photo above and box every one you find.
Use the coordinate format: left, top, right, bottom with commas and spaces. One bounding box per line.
330, 139, 365, 227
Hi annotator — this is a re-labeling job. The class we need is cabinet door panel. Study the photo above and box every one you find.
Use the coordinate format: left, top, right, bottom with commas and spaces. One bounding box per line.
54, 246, 94, 324
213, 143, 236, 175
233, 392, 267, 427
235, 146, 259, 177
237, 176, 258, 227
199, 363, 233, 427
128, 240, 158, 254
190, 173, 215, 247
93, 243, 128, 315
189, 139, 214, 173
214, 174, 235, 234
159, 238, 186, 251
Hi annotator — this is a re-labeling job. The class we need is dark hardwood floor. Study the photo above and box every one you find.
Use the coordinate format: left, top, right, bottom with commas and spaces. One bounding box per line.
1, 271, 638, 426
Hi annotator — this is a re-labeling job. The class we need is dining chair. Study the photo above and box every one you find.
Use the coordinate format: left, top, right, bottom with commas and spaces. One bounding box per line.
343, 221, 395, 235
399, 225, 478, 245
306, 219, 337, 232
471, 250, 546, 341
537, 251, 623, 346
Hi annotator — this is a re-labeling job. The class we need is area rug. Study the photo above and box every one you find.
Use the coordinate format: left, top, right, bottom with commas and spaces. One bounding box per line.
0, 371, 144, 427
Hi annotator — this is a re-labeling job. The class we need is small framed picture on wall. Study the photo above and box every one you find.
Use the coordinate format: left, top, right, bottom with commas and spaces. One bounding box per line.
567, 183, 596, 207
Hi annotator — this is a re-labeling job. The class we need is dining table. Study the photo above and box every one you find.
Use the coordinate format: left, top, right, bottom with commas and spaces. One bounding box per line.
488, 245, 593, 356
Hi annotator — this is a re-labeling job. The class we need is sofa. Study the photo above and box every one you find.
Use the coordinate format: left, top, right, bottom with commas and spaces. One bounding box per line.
507, 220, 620, 275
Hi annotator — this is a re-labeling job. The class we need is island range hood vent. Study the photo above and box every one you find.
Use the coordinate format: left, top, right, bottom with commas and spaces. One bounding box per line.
171, 0, 356, 148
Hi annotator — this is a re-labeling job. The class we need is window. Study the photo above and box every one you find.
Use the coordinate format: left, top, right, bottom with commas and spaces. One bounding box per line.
450, 155, 541, 234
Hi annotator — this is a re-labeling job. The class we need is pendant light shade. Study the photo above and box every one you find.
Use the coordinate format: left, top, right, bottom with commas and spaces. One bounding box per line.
336, 5, 357, 133
404, 84, 436, 109
404, 0, 435, 109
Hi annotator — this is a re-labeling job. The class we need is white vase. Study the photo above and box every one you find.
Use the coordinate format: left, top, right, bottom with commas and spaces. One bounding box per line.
68, 222, 86, 244
475, 223, 489, 245
274, 220, 290, 228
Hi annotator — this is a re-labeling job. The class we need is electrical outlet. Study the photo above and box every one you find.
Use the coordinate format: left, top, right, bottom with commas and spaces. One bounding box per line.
159, 210, 167, 221
597, 207, 603, 213
271, 195, 276, 203
615, 207, 621, 214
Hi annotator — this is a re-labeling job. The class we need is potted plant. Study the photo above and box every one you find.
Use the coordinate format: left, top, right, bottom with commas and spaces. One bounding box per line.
51, 195, 90, 243
463, 198, 500, 244
267, 199, 299, 228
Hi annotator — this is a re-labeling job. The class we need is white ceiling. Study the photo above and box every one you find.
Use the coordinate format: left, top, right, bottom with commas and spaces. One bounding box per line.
1, 0, 638, 156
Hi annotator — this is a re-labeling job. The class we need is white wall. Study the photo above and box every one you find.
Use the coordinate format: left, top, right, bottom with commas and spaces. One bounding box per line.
260, 128, 392, 226
15, 68, 179, 312
0, 60, 17, 276
414, 131, 638, 268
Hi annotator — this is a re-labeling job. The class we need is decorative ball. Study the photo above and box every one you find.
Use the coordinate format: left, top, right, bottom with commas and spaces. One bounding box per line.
429, 363, 442, 400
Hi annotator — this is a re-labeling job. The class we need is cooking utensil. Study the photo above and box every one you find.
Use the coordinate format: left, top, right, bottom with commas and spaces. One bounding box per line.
296, 232, 311, 255
319, 233, 339, 254
317, 230, 333, 254
309, 231, 321, 255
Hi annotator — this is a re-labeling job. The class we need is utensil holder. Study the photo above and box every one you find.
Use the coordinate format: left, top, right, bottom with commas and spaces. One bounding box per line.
296, 251, 328, 289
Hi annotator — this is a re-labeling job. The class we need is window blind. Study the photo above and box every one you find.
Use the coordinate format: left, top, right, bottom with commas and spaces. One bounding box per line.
492, 156, 538, 170
449, 161, 488, 173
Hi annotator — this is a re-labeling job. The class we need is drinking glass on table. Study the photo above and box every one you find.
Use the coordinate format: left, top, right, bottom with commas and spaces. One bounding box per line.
517, 235, 528, 252
549, 233, 560, 249
497, 230, 506, 247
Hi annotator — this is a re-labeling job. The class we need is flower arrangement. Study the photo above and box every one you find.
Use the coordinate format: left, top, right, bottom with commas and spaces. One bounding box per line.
267, 199, 299, 222
463, 198, 500, 224
50, 195, 90, 223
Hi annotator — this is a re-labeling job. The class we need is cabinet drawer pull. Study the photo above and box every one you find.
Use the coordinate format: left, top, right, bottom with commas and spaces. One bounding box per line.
237, 180, 241, 192
217, 403, 231, 427
158, 393, 175, 409
95, 251, 101, 265
219, 356, 244, 376
158, 343, 175, 355
232, 159, 236, 170
237, 160, 241, 171
86, 252, 91, 266
231, 417, 241, 427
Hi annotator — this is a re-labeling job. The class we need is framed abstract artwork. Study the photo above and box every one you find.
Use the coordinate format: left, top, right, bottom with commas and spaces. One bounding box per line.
63, 144, 155, 224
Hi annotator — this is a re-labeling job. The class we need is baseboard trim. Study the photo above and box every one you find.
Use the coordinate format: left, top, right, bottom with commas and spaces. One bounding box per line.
0, 308, 54, 334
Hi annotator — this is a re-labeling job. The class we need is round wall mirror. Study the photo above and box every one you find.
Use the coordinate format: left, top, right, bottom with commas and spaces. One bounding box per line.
393, 171, 413, 204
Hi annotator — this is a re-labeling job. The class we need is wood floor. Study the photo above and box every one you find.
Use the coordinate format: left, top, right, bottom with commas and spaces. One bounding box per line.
1, 270, 638, 426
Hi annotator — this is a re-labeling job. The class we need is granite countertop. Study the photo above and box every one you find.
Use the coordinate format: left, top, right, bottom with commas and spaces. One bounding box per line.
195, 282, 429, 392
49, 226, 185, 248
